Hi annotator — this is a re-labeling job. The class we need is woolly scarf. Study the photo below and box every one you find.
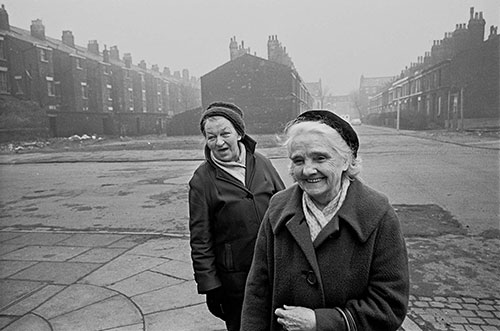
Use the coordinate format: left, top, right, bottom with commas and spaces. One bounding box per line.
302, 176, 351, 242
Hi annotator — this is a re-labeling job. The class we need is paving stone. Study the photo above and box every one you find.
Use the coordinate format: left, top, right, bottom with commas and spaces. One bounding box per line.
485, 318, 500, 326
0, 244, 24, 256
468, 317, 486, 325
144, 303, 225, 331
0, 316, 16, 329
2, 313, 51, 331
107, 235, 152, 248
0, 232, 23, 243
56, 233, 125, 247
477, 311, 495, 318
0, 279, 44, 311
34, 284, 117, 319
104, 324, 144, 331
460, 309, 478, 317
414, 301, 430, 308
0, 260, 37, 278
449, 324, 466, 330
3, 233, 72, 245
1, 284, 64, 315
79, 254, 166, 286
463, 297, 479, 303
151, 259, 194, 280
68, 247, 127, 263
127, 237, 191, 261
132, 280, 202, 314
465, 325, 483, 330
0, 245, 90, 261
109, 270, 183, 297
10, 261, 100, 284
478, 304, 495, 311
49, 295, 141, 331
482, 326, 500, 331
446, 303, 464, 309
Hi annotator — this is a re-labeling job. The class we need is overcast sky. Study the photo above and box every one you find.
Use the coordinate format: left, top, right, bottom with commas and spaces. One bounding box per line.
3, 0, 499, 95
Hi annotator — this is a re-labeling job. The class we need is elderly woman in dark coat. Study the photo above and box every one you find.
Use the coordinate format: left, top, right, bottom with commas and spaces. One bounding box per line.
241, 110, 409, 331
188, 101, 285, 331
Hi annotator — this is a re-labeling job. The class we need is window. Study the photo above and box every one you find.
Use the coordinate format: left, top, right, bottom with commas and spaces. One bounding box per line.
106, 84, 112, 101
0, 38, 6, 60
81, 82, 88, 99
40, 48, 49, 62
103, 65, 110, 75
14, 76, 23, 94
46, 77, 55, 96
75, 58, 83, 70
0, 70, 8, 93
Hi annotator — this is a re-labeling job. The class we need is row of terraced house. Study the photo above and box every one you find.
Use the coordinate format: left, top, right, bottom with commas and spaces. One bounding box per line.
361, 7, 499, 130
0, 5, 201, 138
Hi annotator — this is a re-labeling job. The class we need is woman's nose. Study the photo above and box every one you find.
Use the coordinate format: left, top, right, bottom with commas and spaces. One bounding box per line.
302, 162, 317, 176
215, 136, 225, 146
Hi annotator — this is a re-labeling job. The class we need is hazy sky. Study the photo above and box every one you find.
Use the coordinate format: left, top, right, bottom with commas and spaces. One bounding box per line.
3, 0, 499, 95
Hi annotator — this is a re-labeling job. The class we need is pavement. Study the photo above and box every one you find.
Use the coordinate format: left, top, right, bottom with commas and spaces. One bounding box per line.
0, 126, 499, 331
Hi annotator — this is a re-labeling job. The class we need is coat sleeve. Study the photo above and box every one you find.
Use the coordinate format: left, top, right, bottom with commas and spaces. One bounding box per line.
345, 206, 409, 330
188, 172, 221, 293
241, 214, 273, 330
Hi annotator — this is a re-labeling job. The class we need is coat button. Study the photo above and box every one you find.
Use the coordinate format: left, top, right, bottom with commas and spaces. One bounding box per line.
306, 271, 317, 285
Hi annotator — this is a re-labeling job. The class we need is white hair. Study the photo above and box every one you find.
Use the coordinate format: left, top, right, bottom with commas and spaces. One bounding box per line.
283, 121, 362, 179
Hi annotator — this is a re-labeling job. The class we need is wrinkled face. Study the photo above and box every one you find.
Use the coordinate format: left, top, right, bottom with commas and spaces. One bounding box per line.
289, 132, 348, 208
204, 116, 241, 162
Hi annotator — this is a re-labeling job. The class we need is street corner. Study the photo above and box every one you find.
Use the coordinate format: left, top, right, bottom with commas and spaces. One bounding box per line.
395, 204, 500, 299
394, 204, 467, 238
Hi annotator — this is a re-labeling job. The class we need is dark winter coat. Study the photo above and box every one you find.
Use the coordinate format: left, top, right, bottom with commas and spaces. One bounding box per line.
188, 135, 285, 299
241, 179, 409, 331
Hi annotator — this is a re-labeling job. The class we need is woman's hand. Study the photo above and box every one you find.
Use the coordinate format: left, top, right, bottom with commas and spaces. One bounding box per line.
275, 305, 316, 331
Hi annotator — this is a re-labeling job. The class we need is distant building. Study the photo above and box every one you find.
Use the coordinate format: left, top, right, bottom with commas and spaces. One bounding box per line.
365, 7, 499, 130
324, 94, 358, 120
0, 4, 201, 137
305, 80, 323, 109
200, 35, 313, 134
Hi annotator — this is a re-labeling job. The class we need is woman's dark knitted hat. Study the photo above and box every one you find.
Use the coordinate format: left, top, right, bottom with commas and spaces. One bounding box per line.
200, 102, 245, 137
293, 110, 359, 158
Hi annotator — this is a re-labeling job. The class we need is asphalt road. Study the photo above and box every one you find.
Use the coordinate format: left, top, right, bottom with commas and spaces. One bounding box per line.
2, 125, 497, 237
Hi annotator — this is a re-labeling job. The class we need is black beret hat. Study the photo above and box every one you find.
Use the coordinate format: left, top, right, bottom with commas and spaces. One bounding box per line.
200, 102, 245, 137
293, 110, 359, 158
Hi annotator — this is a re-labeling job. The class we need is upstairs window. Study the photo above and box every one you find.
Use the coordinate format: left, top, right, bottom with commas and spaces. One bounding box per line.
81, 82, 88, 99
76, 58, 83, 70
0, 70, 8, 93
14, 76, 23, 94
40, 48, 49, 62
0, 38, 6, 60
46, 77, 55, 96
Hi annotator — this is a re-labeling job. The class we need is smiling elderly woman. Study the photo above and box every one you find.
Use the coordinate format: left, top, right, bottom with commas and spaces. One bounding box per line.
188, 102, 285, 331
241, 110, 409, 331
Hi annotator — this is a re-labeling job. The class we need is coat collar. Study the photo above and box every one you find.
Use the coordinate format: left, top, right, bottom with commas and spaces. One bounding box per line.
270, 179, 389, 243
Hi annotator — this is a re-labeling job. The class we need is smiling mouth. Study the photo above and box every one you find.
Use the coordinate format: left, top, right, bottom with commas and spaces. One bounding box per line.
306, 178, 322, 183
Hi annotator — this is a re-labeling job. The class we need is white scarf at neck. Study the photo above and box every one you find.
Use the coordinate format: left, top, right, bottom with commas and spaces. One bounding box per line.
211, 142, 246, 185
302, 176, 351, 242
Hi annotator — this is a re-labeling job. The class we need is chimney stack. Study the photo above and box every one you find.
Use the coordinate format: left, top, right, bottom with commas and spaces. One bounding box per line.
62, 30, 75, 47
88, 40, 99, 55
30, 19, 45, 40
138, 60, 147, 70
123, 53, 132, 68
0, 4, 10, 31
110, 45, 119, 61
103, 45, 110, 63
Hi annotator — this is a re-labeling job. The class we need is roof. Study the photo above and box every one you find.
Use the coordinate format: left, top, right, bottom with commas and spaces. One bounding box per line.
359, 76, 395, 88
